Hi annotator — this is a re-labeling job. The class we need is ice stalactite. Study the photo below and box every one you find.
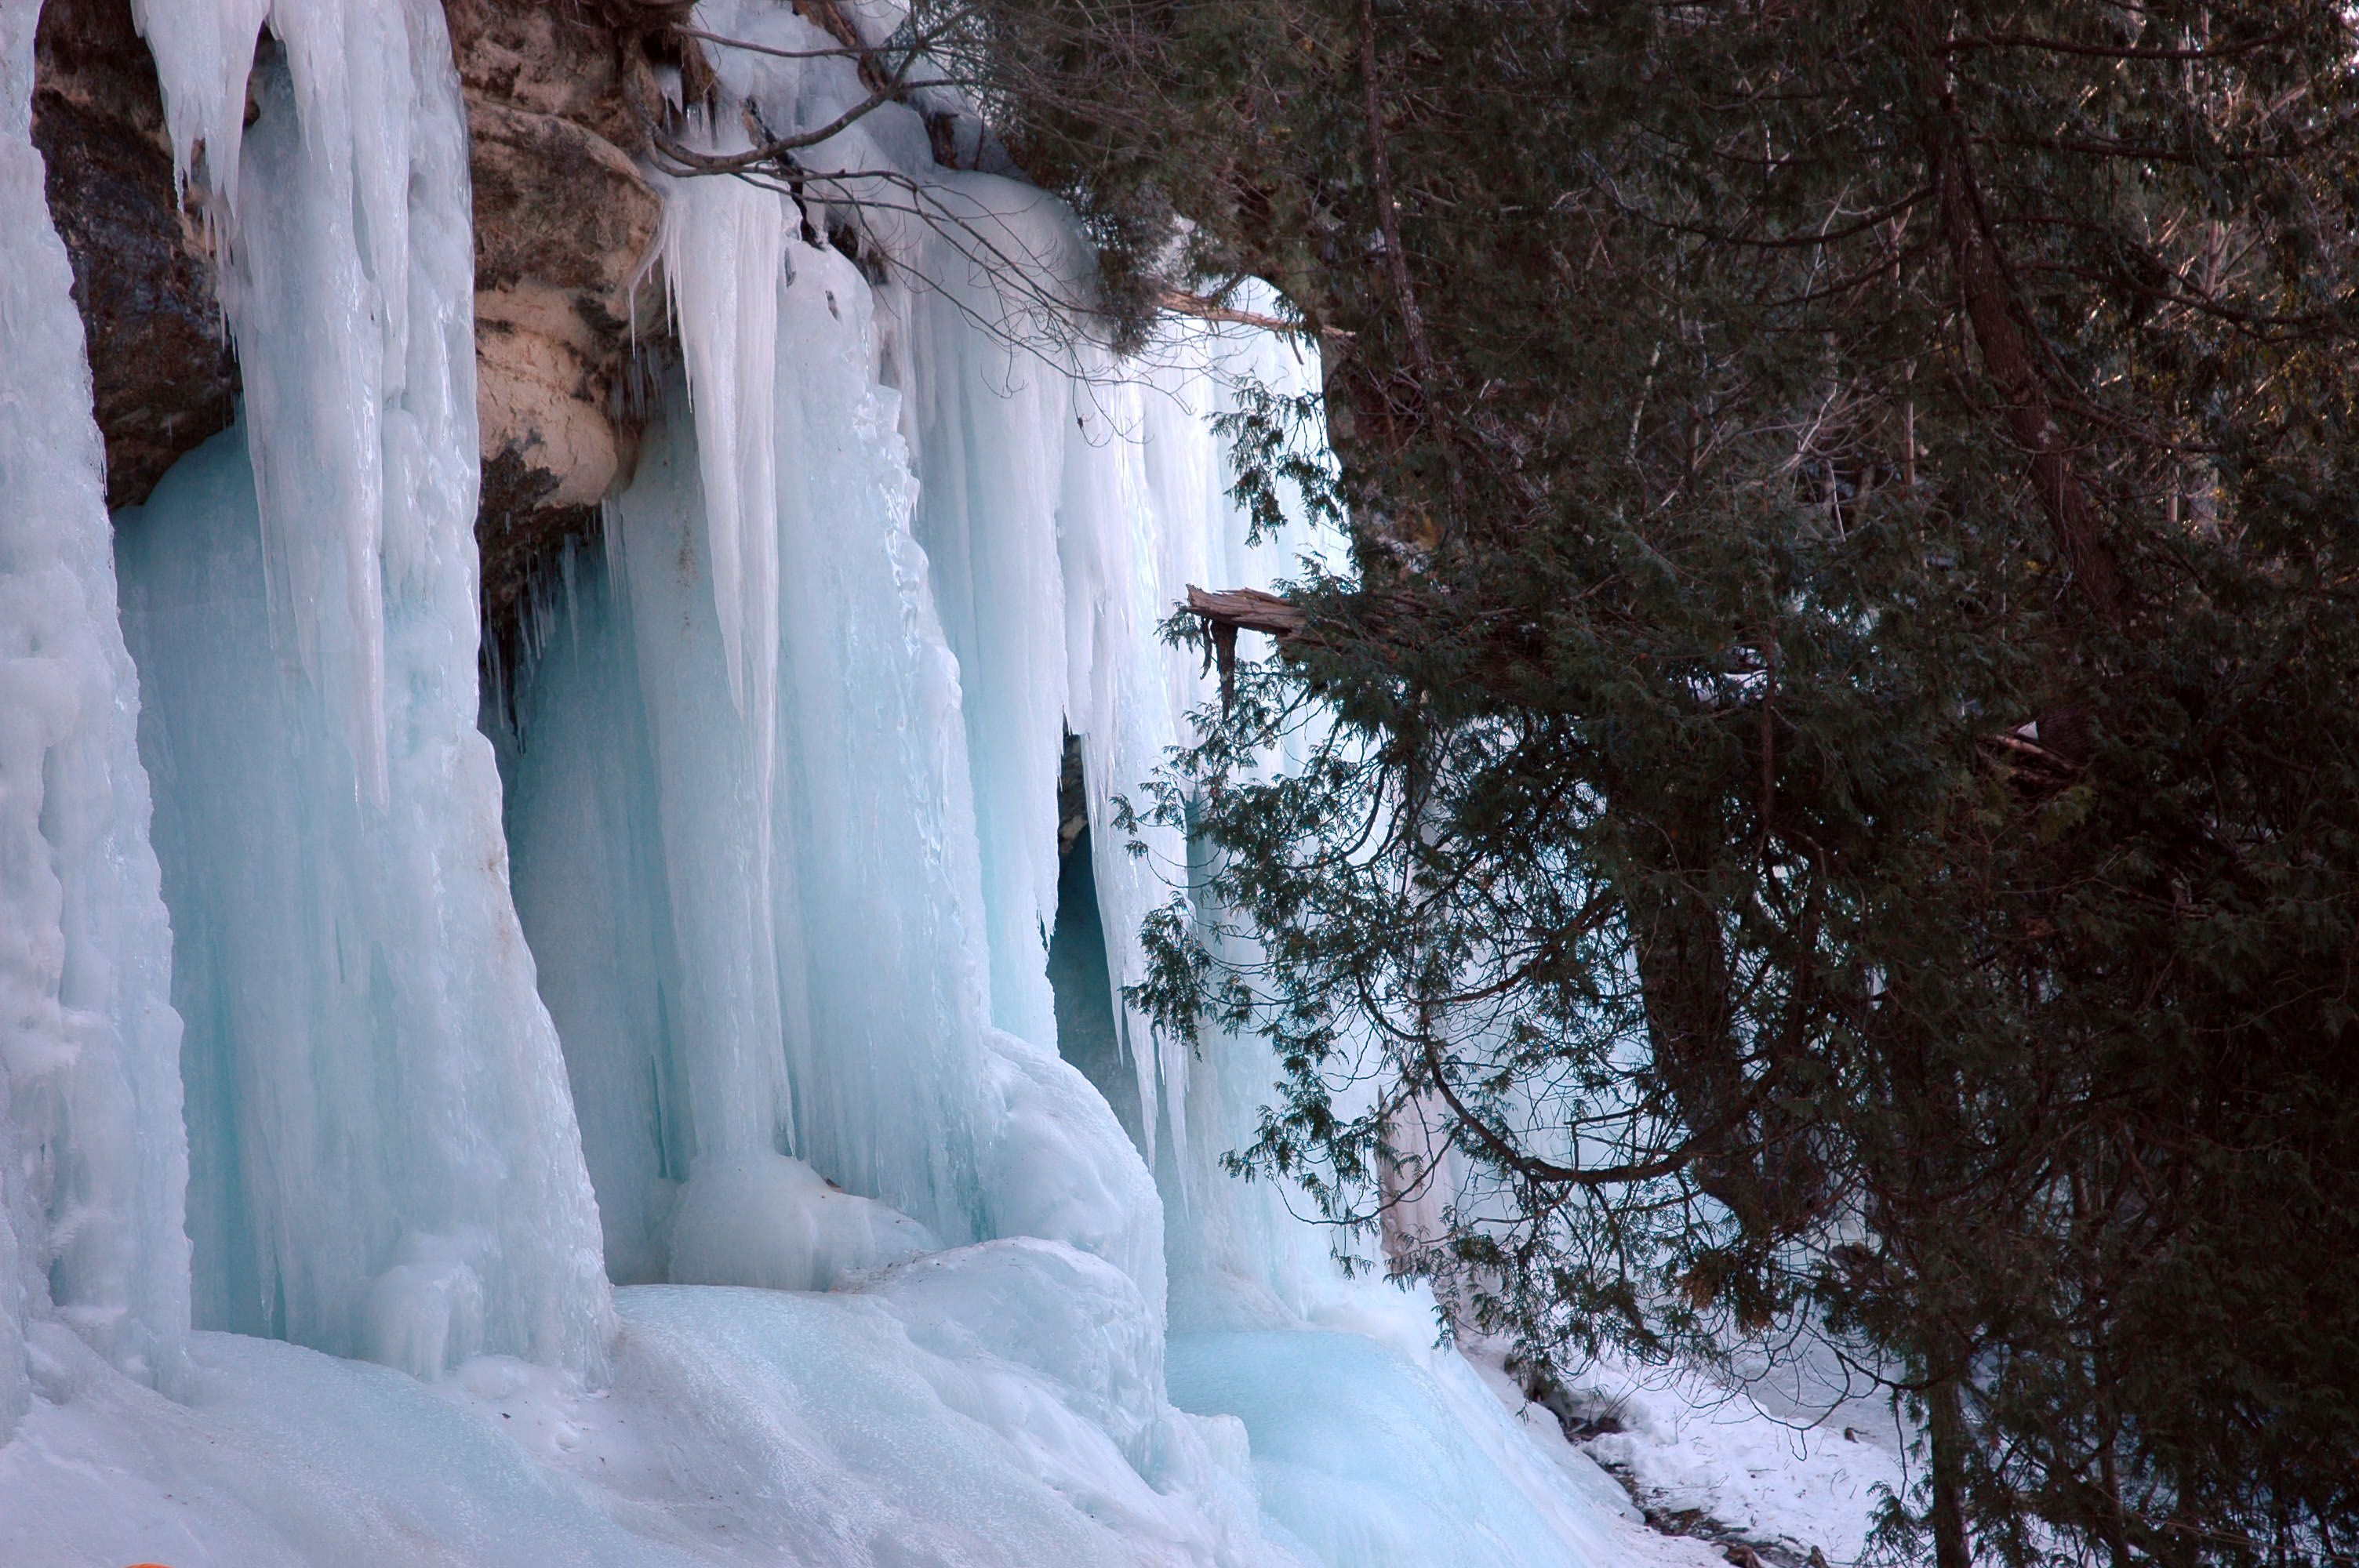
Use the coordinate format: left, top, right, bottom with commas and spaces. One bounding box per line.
111, 0, 609, 1378
659, 135, 784, 759
0, 0, 191, 1429
506, 220, 1165, 1308
893, 215, 1079, 1055
127, 0, 270, 208
1045, 299, 1340, 1176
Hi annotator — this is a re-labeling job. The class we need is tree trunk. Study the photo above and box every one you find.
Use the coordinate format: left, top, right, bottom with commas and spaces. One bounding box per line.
1899, 0, 2133, 629
1926, 1373, 1974, 1568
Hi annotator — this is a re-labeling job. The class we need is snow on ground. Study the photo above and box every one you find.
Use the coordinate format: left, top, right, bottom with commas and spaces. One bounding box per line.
1468, 1338, 1911, 1568
16, 1240, 1842, 1568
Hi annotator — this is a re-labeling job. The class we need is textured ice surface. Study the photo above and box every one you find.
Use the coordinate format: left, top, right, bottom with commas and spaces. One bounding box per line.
667, 1154, 938, 1293
0, 0, 190, 1428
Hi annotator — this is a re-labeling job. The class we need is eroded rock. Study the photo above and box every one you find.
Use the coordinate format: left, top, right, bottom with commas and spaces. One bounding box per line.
31, 0, 237, 510
449, 0, 670, 629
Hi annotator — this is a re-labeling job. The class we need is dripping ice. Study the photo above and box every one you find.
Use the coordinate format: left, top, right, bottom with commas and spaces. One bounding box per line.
0, 0, 1903, 1562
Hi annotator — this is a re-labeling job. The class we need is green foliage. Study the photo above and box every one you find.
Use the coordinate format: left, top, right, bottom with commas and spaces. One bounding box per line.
975, 3, 2359, 1563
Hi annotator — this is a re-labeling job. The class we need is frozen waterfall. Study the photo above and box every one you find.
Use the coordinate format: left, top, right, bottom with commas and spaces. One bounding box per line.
0, 0, 189, 1428
0, 1, 1837, 1563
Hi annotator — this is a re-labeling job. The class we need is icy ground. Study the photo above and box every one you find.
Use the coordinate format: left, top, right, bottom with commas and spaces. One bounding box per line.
0, 1266, 1894, 1568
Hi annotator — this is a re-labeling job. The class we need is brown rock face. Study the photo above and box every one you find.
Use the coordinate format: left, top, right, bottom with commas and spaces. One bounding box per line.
33, 0, 678, 629
31, 0, 238, 511
471, 96, 656, 518
446, 0, 670, 632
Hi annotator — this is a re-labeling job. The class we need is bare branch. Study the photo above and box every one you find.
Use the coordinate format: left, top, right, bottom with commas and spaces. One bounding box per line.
1157, 288, 1353, 339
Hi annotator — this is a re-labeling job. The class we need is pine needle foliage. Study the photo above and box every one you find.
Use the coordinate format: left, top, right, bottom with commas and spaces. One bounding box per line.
966, 4, 2359, 1564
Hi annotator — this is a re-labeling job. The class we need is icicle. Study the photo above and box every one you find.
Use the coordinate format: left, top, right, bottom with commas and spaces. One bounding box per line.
656, 134, 784, 750
1043, 296, 1329, 1178
0, 0, 192, 1421
688, 5, 1097, 1054
113, 0, 612, 1380
127, 0, 271, 203
131, 0, 439, 804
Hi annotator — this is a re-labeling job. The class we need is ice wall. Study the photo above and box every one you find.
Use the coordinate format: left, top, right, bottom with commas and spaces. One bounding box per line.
110, 0, 610, 1377
504, 227, 1165, 1307
0, 0, 190, 1430
679, 0, 1328, 1165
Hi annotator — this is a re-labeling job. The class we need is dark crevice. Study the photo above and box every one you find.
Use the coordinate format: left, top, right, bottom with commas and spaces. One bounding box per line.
1047, 731, 1147, 1156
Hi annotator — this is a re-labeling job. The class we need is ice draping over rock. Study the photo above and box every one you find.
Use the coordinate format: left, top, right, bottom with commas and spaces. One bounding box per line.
110, 0, 612, 1380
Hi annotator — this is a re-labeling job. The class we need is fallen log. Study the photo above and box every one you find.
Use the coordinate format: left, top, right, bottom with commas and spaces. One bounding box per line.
1186, 584, 1310, 637
1157, 291, 1354, 339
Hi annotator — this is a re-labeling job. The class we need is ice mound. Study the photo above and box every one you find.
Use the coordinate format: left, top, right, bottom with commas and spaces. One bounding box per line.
667, 1153, 938, 1293
2, 1269, 1289, 1568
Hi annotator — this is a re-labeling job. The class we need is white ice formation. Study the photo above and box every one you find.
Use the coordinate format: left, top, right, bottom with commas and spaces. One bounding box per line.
0, 1, 1881, 1563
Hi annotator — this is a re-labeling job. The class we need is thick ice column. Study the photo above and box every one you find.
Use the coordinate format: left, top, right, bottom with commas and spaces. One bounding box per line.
113, 0, 611, 1378
693, 9, 1082, 1060
0, 0, 192, 1428
771, 247, 1165, 1297
892, 187, 1081, 1052
756, 249, 989, 1230
602, 405, 800, 1179
497, 559, 691, 1286
507, 213, 1162, 1300
587, 231, 1019, 1242
626, 163, 799, 1172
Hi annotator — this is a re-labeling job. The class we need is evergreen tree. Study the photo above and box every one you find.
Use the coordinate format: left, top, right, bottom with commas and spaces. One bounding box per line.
951, 3, 2359, 1562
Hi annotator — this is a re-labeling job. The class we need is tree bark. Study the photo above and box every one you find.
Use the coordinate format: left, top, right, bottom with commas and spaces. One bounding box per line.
1359, 0, 1435, 394
1926, 1372, 1975, 1568
1901, 0, 2134, 628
